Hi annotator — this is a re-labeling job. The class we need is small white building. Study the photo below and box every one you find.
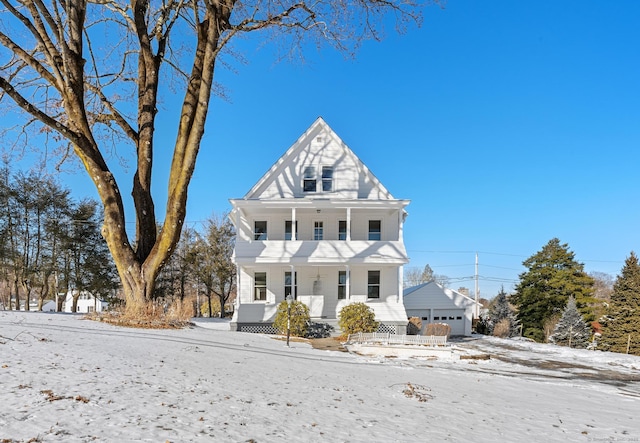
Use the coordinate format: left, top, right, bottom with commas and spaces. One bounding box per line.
63, 290, 108, 313
229, 117, 410, 334
403, 282, 478, 336
41, 300, 57, 312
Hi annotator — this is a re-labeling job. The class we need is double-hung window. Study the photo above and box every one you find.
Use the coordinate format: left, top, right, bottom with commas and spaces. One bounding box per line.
254, 221, 267, 240
314, 221, 324, 240
338, 221, 347, 240
303, 166, 316, 192
368, 220, 381, 241
284, 271, 297, 300
285, 221, 298, 241
322, 166, 333, 192
338, 271, 347, 299
254, 272, 267, 301
367, 270, 380, 299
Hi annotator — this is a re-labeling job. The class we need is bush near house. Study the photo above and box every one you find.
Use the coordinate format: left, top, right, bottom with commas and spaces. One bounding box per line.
407, 317, 422, 335
425, 323, 451, 338
273, 300, 310, 337
338, 303, 379, 335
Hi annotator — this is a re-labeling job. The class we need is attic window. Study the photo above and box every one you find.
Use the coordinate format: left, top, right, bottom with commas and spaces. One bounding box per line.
303, 166, 316, 192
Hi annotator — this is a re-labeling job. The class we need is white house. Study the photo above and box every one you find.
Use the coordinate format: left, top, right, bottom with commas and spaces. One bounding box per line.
229, 117, 410, 334
63, 290, 108, 313
403, 282, 479, 336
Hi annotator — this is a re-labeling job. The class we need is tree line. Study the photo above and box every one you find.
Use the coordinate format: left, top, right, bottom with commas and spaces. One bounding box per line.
154, 214, 237, 319
0, 166, 118, 311
0, 164, 237, 318
481, 238, 639, 356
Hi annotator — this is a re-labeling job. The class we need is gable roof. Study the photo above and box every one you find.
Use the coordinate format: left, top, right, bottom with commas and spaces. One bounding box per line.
242, 117, 396, 201
403, 281, 479, 310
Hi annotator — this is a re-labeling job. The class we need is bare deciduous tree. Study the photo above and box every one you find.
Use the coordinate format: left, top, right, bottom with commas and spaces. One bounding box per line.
0, 0, 433, 313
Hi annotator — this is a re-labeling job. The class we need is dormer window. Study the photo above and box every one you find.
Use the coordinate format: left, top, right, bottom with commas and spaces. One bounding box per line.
303, 166, 316, 192
322, 166, 333, 191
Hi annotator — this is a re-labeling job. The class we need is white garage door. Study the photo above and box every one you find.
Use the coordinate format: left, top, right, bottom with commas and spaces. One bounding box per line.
432, 309, 466, 336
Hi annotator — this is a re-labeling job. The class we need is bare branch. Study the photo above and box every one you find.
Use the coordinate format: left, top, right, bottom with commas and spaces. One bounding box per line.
0, 76, 80, 145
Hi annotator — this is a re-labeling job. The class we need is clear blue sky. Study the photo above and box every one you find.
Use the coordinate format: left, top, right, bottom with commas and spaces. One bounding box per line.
61, 0, 639, 299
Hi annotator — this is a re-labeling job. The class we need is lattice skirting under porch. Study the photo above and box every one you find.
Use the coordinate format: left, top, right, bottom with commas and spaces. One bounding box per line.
238, 324, 278, 334
377, 323, 397, 334
237, 322, 401, 335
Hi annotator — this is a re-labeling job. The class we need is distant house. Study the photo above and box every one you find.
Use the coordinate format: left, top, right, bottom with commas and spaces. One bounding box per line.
63, 290, 108, 313
229, 117, 410, 334
403, 282, 479, 336
41, 300, 56, 312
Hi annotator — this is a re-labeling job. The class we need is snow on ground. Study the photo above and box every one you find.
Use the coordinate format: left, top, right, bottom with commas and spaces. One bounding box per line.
1, 311, 639, 442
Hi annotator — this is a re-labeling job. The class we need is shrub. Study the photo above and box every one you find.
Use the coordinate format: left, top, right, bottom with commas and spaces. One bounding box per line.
407, 317, 422, 335
524, 327, 545, 343
338, 303, 379, 335
307, 322, 334, 338
493, 318, 511, 338
273, 300, 310, 337
474, 314, 493, 335
94, 297, 195, 329
425, 323, 451, 338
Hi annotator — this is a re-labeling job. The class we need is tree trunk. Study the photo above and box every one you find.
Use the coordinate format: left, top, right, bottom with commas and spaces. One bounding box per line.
219, 293, 226, 319
21, 280, 31, 311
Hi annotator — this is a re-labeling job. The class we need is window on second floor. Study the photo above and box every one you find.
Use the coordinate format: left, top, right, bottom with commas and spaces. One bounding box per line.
368, 270, 380, 299
285, 221, 298, 241
338, 220, 347, 240
303, 166, 316, 192
254, 221, 267, 240
368, 220, 381, 241
314, 221, 324, 240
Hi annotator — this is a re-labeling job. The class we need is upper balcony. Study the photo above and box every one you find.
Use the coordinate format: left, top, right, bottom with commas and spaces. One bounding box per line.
233, 240, 409, 266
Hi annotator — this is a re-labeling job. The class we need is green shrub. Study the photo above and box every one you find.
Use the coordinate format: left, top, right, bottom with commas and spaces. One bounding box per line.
338, 302, 379, 335
524, 327, 545, 343
273, 300, 310, 337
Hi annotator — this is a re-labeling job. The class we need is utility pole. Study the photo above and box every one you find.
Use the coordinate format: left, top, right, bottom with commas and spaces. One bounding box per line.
475, 252, 480, 319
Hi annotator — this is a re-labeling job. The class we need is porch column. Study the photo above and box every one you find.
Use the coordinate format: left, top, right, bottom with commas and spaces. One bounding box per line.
346, 265, 351, 300
290, 264, 296, 300
291, 208, 296, 241
397, 266, 403, 303
346, 207, 351, 241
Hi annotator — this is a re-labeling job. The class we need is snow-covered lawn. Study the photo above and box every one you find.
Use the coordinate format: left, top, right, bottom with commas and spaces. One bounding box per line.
1, 311, 639, 442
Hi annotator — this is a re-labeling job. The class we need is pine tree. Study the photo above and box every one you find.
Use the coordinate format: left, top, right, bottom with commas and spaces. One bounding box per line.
549, 296, 591, 348
511, 238, 595, 341
487, 286, 520, 337
599, 252, 640, 355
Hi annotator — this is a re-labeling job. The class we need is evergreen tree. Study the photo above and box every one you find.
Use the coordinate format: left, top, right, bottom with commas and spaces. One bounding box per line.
511, 238, 595, 342
549, 296, 591, 348
488, 286, 520, 337
599, 252, 640, 355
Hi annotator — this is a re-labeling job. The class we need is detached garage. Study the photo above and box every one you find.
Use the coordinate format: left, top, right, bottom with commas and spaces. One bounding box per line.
403, 282, 477, 336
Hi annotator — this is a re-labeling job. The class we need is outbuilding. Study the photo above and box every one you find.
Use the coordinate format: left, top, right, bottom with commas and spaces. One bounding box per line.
403, 282, 478, 336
